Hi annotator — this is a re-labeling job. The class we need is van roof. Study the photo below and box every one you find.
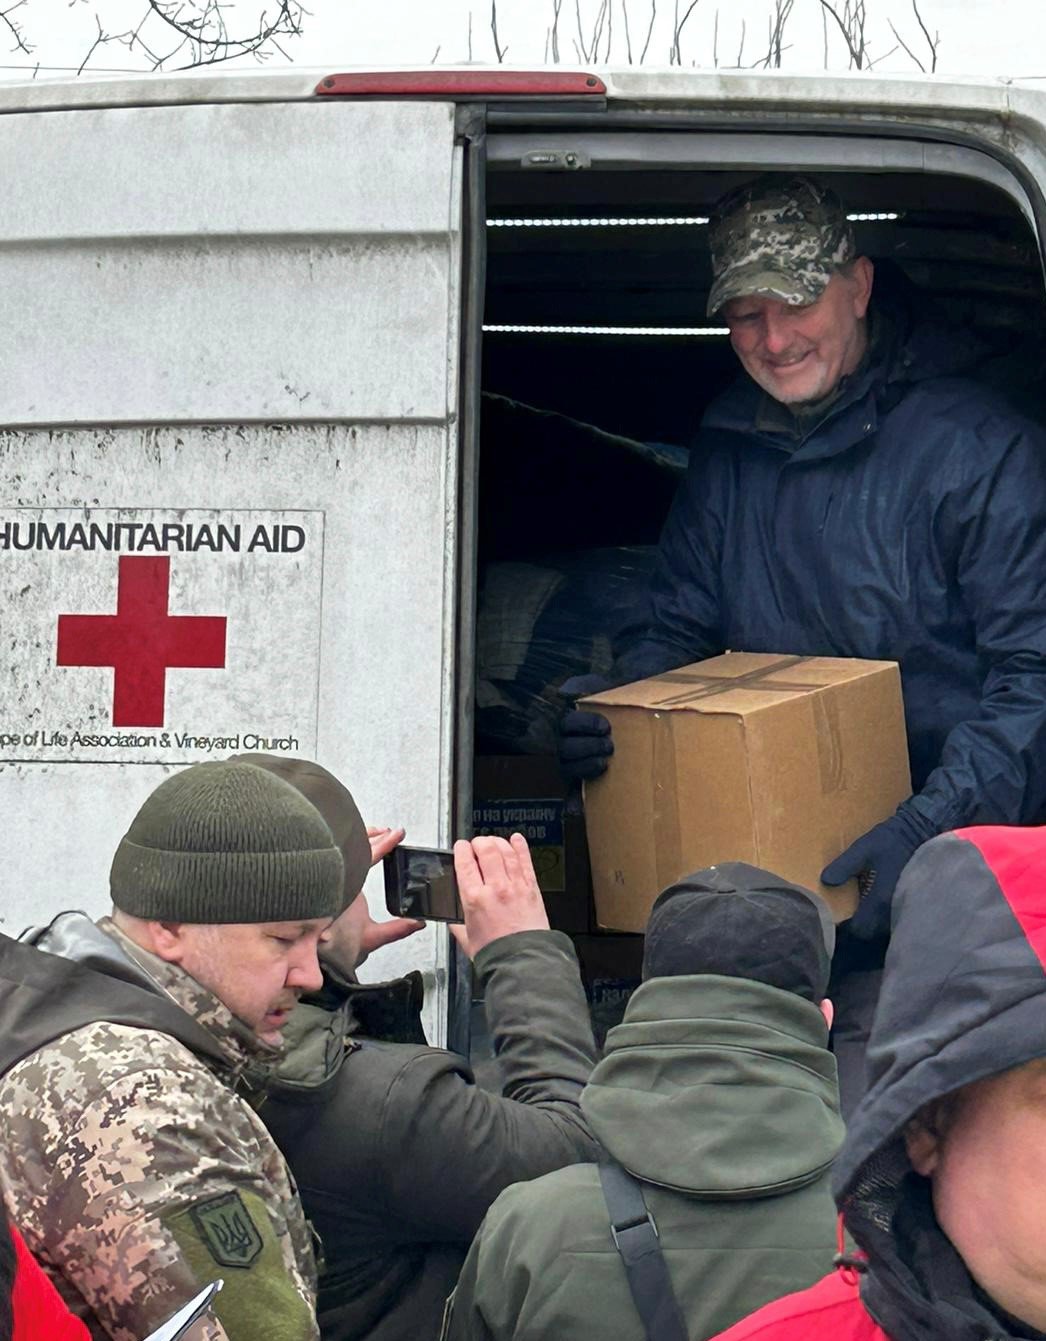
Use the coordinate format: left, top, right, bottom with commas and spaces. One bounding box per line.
0, 64, 1036, 120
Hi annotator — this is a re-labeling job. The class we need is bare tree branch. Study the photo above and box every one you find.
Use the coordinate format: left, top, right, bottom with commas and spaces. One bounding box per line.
77, 0, 308, 73
575, 0, 588, 58
490, 0, 506, 62
816, 0, 864, 68
670, 0, 701, 65
736, 15, 746, 66
0, 0, 32, 55
822, 3, 829, 67
712, 6, 718, 67
573, 0, 608, 62
911, 0, 939, 72
593, 0, 609, 61
886, 17, 923, 70
640, 0, 657, 62
760, 0, 794, 68
622, 0, 633, 62
866, 40, 901, 68
123, 7, 165, 66
853, 0, 869, 68
77, 11, 105, 72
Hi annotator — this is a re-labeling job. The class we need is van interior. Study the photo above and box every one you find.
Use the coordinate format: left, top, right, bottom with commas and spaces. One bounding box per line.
467, 132, 1045, 1056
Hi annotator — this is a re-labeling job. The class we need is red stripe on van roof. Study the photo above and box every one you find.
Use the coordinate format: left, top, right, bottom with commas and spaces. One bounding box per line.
315, 71, 607, 97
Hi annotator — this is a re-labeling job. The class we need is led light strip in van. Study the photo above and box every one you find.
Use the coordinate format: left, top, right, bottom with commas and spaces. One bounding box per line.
486, 217, 710, 227
486, 213, 899, 227
483, 324, 730, 336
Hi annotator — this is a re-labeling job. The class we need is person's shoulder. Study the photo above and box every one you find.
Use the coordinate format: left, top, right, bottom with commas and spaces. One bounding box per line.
712, 1271, 886, 1340
349, 1036, 460, 1076
273, 996, 347, 1089
478, 1163, 607, 1253
335, 1037, 473, 1118
491, 1160, 599, 1209
270, 1036, 467, 1143
3, 1020, 210, 1095
900, 372, 1045, 441
894, 374, 1046, 489
0, 1020, 230, 1151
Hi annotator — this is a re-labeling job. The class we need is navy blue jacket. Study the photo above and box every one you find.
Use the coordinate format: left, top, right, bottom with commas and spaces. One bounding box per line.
617, 294, 1046, 835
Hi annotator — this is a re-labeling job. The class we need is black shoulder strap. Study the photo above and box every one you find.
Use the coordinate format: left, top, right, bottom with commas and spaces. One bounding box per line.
598, 1159, 689, 1341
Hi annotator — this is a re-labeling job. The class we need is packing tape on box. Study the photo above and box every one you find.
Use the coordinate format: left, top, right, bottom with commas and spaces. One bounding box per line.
652, 710, 684, 887
655, 657, 848, 795
653, 654, 818, 707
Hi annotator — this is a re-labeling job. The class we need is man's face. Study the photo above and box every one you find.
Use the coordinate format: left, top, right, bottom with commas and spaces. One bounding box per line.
172, 918, 331, 1046
906, 1059, 1046, 1330
722, 258, 873, 405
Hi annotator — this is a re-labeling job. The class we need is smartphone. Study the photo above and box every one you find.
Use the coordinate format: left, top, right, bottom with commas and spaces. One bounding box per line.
384, 845, 464, 923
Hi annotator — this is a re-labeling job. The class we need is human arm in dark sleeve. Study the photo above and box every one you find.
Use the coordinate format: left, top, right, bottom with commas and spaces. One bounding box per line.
907, 420, 1046, 833
559, 441, 726, 780
370, 837, 600, 1245
375, 929, 599, 1244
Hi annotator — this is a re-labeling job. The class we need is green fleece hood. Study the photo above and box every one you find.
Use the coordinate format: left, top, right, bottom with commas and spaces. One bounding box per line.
581, 974, 843, 1197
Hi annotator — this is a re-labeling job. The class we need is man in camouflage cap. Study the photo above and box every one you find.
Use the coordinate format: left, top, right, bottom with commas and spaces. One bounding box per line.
706, 175, 871, 408
561, 172, 1046, 1112
0, 760, 349, 1341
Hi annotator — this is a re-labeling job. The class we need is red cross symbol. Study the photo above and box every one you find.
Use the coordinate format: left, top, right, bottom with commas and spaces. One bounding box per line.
57, 556, 227, 728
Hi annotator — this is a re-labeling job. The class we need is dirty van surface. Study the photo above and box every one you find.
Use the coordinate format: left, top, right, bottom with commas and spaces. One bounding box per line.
1, 66, 1045, 1043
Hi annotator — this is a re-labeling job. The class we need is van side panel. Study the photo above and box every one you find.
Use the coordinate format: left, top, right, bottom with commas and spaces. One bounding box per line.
0, 99, 462, 1042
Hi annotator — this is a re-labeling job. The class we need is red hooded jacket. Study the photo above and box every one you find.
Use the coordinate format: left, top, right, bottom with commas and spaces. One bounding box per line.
713, 826, 1046, 1341
10, 1224, 90, 1340
711, 1267, 885, 1340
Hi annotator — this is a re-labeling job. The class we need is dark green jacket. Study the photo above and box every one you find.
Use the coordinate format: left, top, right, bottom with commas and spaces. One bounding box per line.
259, 930, 600, 1341
442, 974, 844, 1341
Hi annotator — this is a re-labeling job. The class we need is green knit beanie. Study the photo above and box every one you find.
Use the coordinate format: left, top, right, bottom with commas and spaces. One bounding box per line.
110, 761, 345, 924
227, 753, 372, 914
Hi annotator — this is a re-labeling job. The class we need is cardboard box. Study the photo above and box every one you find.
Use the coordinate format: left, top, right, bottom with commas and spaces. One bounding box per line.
473, 755, 593, 935
580, 652, 911, 931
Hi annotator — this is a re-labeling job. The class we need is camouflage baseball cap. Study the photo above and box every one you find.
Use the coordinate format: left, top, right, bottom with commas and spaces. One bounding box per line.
707, 175, 856, 317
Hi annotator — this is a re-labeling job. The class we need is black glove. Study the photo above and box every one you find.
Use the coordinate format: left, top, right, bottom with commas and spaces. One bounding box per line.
821, 808, 936, 942
558, 674, 615, 782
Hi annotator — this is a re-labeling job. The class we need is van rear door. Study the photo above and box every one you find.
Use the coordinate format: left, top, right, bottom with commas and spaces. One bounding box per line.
0, 94, 463, 1040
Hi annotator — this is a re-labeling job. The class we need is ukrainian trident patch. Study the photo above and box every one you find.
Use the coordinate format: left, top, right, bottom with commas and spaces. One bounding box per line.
189, 1192, 264, 1269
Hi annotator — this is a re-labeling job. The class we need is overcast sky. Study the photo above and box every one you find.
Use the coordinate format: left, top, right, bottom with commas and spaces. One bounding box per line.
5, 0, 1046, 82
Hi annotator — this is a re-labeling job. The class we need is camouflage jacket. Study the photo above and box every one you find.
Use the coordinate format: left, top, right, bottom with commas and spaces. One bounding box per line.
0, 915, 319, 1341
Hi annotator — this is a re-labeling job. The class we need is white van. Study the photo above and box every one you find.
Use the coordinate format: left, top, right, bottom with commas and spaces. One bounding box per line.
2, 65, 1044, 1043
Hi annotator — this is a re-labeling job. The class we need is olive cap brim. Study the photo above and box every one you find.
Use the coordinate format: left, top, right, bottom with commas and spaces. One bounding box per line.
708, 260, 834, 319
